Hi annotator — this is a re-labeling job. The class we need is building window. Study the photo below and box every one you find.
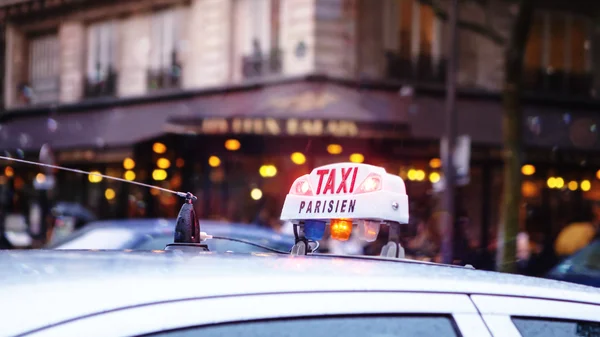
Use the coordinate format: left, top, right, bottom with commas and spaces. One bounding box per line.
148, 8, 183, 91
524, 12, 592, 97
240, 0, 282, 79
85, 20, 118, 98
382, 0, 444, 84
21, 34, 60, 105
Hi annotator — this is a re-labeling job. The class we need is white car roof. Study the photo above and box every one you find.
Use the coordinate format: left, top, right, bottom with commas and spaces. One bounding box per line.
2, 250, 600, 336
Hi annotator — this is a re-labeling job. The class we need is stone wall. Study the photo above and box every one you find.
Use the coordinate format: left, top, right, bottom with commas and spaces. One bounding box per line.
59, 21, 84, 103
4, 23, 24, 108
281, 0, 316, 76
182, 0, 232, 89
118, 14, 151, 98
314, 0, 358, 78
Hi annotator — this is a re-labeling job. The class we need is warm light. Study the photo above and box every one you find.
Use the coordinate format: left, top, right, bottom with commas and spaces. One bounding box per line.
290, 176, 313, 195
208, 156, 221, 167
259, 165, 277, 178
250, 188, 263, 200
596, 170, 600, 180
35, 173, 46, 184
358, 220, 380, 242
355, 174, 382, 193
522, 181, 538, 198
176, 158, 185, 168
568, 181, 578, 191
547, 177, 556, 188
327, 144, 343, 155
105, 188, 116, 200
349, 153, 364, 163
429, 158, 442, 169
408, 169, 425, 181
157, 158, 171, 169
290, 152, 306, 165
521, 164, 535, 176
581, 180, 591, 191
407, 169, 417, 181
429, 172, 441, 183
124, 170, 136, 181
153, 142, 167, 154
152, 169, 168, 181
88, 171, 103, 183
555, 177, 564, 189
123, 158, 135, 170
225, 139, 241, 151
4, 166, 13, 177
330, 219, 353, 241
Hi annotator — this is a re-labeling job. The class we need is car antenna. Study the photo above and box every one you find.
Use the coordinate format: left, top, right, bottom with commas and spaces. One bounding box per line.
0, 150, 208, 252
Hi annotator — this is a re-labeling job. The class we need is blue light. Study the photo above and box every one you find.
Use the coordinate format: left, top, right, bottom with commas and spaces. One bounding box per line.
304, 220, 326, 240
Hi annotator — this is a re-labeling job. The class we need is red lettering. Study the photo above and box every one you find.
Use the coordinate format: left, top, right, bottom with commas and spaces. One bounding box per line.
349, 167, 358, 193
322, 168, 336, 194
336, 167, 353, 194
315, 169, 329, 194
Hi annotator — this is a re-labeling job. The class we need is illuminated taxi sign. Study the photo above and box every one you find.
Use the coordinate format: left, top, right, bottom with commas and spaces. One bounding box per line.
280, 163, 409, 224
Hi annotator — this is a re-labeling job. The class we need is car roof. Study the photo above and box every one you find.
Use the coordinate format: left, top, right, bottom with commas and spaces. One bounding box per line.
2, 250, 600, 336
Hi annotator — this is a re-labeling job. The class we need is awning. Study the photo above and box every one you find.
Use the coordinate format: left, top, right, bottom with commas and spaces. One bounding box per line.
408, 96, 503, 146
0, 81, 412, 151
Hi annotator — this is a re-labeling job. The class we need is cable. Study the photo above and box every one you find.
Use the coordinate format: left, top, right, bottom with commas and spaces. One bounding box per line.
209, 236, 320, 255
0, 155, 187, 198
210, 236, 291, 254
308, 240, 320, 252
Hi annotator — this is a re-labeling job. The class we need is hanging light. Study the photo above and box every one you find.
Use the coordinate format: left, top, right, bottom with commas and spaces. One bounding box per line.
157, 158, 171, 169
88, 171, 103, 183
349, 153, 364, 163
123, 158, 135, 170
153, 142, 167, 154
208, 156, 221, 167
327, 144, 343, 155
225, 139, 241, 151
290, 152, 306, 165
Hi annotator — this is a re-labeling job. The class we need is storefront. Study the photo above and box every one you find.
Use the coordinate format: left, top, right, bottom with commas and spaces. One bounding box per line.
1, 78, 600, 252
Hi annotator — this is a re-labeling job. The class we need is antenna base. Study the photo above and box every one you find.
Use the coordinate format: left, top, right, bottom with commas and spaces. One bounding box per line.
164, 243, 209, 252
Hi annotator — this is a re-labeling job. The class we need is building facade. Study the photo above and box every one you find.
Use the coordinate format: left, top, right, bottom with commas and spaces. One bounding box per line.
0, 0, 599, 249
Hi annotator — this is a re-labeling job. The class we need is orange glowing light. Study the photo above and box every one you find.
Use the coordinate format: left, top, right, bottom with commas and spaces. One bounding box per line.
330, 218, 353, 241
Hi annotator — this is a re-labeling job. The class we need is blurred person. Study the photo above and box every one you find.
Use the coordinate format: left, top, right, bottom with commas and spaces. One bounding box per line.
407, 214, 441, 261
516, 231, 531, 273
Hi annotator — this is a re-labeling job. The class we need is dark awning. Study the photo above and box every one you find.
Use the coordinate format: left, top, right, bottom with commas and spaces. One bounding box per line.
0, 81, 412, 151
408, 96, 503, 146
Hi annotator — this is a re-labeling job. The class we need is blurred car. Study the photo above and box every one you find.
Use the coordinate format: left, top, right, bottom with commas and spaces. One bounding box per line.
546, 239, 600, 287
46, 218, 295, 253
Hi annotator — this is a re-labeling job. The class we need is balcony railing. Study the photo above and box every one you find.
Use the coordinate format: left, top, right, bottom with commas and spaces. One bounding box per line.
385, 52, 447, 85
148, 51, 182, 91
148, 66, 182, 91
241, 49, 283, 79
523, 68, 594, 98
17, 76, 60, 105
84, 67, 117, 98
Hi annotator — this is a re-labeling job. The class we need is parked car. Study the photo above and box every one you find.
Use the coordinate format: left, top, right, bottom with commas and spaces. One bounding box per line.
546, 238, 600, 287
46, 218, 295, 254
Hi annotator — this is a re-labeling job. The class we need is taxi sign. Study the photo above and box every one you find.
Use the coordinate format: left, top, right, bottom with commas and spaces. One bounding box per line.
280, 163, 409, 224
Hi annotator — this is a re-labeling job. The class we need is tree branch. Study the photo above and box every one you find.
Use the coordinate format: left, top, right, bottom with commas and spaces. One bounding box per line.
418, 0, 507, 45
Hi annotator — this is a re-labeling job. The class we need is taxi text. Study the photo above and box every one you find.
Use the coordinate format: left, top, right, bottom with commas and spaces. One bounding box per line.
315, 167, 358, 195
298, 199, 356, 214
